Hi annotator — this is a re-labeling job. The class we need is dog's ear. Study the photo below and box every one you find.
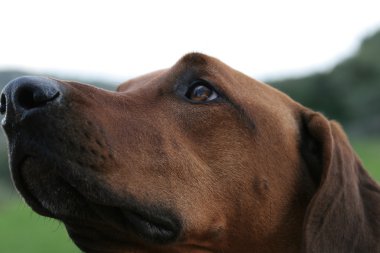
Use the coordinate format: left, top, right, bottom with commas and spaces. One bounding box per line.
300, 109, 380, 253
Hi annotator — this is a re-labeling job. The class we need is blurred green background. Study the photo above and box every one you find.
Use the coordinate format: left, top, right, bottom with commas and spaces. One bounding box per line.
0, 30, 379, 253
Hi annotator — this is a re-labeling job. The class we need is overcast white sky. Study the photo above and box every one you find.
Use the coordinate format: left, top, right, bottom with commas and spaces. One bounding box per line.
1, 0, 380, 82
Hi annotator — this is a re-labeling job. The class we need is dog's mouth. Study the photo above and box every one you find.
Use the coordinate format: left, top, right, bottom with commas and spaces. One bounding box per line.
10, 146, 181, 250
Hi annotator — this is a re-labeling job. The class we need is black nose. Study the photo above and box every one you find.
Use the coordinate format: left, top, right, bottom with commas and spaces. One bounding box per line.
1, 76, 61, 123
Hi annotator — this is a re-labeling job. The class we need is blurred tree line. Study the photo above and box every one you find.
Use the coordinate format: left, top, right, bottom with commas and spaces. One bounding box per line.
0, 29, 379, 193
270, 29, 380, 136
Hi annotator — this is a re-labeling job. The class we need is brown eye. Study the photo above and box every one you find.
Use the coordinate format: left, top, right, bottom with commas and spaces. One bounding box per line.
186, 81, 218, 102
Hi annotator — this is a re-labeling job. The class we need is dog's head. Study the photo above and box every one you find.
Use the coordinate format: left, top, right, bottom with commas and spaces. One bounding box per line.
1, 53, 379, 253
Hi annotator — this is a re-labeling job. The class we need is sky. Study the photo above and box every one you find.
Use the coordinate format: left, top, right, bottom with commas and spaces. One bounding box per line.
1, 0, 380, 82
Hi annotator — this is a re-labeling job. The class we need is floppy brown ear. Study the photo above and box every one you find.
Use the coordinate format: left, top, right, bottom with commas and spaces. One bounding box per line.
300, 109, 380, 253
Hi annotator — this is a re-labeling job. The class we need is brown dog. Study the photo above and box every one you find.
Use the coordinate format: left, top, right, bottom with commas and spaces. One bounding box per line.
1, 53, 379, 253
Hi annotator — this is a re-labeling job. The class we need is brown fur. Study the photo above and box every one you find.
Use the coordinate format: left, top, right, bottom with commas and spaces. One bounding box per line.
2, 53, 380, 253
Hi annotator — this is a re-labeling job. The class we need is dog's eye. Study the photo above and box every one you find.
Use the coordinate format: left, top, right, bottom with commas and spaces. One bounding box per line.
186, 81, 218, 102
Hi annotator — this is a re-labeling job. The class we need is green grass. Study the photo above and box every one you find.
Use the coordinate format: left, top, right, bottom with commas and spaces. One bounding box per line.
0, 200, 80, 253
0, 139, 378, 253
352, 138, 380, 181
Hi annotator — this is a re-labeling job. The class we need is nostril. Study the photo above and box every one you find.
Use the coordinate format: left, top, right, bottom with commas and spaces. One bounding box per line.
16, 86, 36, 110
15, 84, 60, 110
0, 93, 6, 115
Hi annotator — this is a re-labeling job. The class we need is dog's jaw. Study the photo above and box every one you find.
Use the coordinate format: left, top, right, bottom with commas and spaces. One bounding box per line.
10, 147, 182, 248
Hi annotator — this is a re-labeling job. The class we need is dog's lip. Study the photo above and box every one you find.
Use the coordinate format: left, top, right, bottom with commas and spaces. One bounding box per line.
123, 208, 180, 243
11, 153, 127, 233
9, 146, 181, 244
11, 154, 57, 217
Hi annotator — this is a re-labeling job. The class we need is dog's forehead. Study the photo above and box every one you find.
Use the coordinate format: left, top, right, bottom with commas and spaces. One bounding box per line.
174, 53, 297, 108
116, 53, 211, 92
116, 53, 296, 112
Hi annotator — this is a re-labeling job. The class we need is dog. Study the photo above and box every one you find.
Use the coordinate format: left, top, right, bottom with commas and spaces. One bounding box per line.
1, 53, 379, 253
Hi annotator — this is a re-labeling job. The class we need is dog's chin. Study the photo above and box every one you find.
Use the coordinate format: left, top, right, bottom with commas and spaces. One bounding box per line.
15, 157, 88, 218
11, 155, 181, 248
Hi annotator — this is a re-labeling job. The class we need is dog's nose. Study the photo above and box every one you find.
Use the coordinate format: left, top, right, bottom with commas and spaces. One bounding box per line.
1, 76, 61, 125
